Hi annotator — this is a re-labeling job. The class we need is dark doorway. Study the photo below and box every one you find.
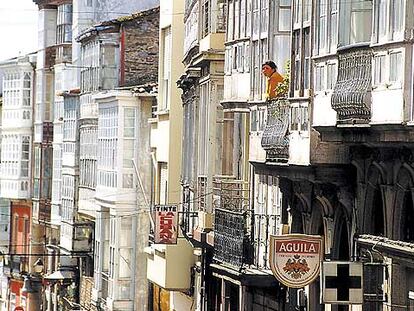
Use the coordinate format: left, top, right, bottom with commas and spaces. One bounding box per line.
402, 190, 414, 242
371, 187, 385, 236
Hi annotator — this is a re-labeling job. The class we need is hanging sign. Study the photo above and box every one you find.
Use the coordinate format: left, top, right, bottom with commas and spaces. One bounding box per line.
269, 234, 323, 288
153, 205, 178, 244
322, 261, 363, 304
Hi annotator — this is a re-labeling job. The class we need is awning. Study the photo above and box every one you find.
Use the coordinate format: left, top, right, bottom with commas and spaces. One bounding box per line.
44, 270, 75, 280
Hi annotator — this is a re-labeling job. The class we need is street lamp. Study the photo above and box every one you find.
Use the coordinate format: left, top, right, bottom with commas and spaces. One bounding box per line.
33, 258, 44, 274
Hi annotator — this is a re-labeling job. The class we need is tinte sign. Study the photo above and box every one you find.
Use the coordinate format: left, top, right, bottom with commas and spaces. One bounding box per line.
269, 234, 323, 288
153, 205, 178, 244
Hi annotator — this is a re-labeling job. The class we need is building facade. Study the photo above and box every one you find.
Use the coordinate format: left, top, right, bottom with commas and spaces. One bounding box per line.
0, 54, 37, 311
148, 0, 414, 310
1, 1, 159, 311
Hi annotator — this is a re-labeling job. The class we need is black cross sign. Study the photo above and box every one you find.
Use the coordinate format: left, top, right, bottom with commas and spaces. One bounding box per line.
325, 264, 362, 301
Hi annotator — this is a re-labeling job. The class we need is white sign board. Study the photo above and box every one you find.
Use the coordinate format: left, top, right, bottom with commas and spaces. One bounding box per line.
322, 261, 363, 304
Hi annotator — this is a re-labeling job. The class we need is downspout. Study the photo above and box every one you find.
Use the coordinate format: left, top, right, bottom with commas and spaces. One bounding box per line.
120, 25, 126, 86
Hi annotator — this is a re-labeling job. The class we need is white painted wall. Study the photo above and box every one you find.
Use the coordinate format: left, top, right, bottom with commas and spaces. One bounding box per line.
313, 94, 337, 127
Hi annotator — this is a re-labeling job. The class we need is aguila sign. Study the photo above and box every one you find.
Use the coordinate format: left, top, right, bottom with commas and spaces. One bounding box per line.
269, 234, 323, 288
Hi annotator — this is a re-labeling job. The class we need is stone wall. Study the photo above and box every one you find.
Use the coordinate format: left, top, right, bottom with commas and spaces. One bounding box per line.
121, 8, 159, 87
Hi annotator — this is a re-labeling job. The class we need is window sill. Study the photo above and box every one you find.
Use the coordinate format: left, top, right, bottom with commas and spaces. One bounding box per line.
370, 37, 407, 48
148, 117, 158, 124
154, 109, 169, 116
314, 90, 333, 97
312, 52, 338, 60
372, 84, 402, 91
224, 38, 250, 46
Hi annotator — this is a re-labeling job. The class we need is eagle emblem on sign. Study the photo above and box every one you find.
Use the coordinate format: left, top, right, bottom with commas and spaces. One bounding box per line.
269, 234, 323, 288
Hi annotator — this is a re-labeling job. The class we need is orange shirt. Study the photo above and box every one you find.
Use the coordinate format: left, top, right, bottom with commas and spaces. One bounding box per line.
266, 71, 284, 99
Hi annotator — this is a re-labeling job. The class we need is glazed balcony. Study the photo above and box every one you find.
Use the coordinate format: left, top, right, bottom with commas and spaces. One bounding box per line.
146, 238, 194, 291
261, 99, 290, 163
3, 255, 29, 278
32, 200, 51, 224
314, 45, 414, 145
60, 222, 93, 253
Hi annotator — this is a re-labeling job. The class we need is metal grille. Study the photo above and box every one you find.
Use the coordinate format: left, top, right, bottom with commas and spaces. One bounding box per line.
213, 177, 249, 212
331, 48, 372, 124
213, 208, 251, 267
261, 99, 290, 162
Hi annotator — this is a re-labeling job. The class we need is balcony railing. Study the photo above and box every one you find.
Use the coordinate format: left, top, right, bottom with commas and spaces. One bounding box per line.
252, 213, 281, 270
213, 208, 252, 267
180, 186, 199, 238
261, 99, 290, 163
212, 176, 249, 212
213, 210, 281, 269
212, 177, 252, 267
331, 48, 372, 124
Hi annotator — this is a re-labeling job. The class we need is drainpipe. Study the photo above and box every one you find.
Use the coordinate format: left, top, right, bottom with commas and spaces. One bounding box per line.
120, 25, 126, 86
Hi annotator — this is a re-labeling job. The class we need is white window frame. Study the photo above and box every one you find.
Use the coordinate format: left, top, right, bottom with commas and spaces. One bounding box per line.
373, 0, 405, 44
388, 49, 403, 88
160, 27, 171, 111
373, 52, 387, 88
290, 102, 309, 135
373, 48, 404, 90
314, 63, 326, 93
326, 61, 338, 91
122, 107, 136, 189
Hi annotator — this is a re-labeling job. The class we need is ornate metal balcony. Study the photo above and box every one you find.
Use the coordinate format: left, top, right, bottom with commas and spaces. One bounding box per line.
213, 210, 282, 269
261, 99, 290, 163
212, 177, 252, 267
213, 208, 253, 267
331, 48, 372, 124
212, 176, 249, 212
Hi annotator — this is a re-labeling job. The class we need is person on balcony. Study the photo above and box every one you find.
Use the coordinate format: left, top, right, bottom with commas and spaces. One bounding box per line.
262, 60, 284, 100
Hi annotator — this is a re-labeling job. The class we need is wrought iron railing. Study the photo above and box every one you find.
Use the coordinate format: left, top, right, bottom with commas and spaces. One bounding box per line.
252, 214, 281, 270
331, 48, 372, 124
180, 186, 199, 239
212, 177, 253, 267
212, 176, 249, 212
261, 99, 290, 162
213, 210, 282, 269
213, 208, 253, 267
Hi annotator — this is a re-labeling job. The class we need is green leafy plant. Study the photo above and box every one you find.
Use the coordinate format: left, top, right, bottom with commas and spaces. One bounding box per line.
275, 61, 290, 99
